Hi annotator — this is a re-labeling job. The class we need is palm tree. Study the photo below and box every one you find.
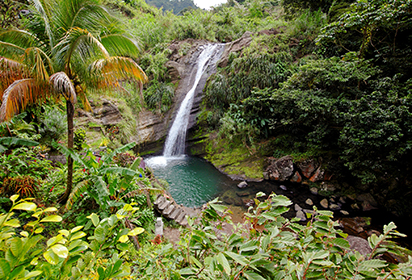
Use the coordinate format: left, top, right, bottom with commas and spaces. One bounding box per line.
0, 0, 148, 203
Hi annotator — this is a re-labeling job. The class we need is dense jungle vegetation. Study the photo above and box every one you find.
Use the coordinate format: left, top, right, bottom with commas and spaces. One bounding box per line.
0, 0, 412, 279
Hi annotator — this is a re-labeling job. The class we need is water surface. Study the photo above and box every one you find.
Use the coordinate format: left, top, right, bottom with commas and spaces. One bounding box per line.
146, 155, 234, 208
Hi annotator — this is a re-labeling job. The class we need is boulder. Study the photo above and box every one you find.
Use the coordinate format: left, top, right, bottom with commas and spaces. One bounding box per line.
290, 171, 302, 183
310, 187, 318, 195
296, 158, 320, 179
346, 236, 372, 256
266, 156, 295, 181
309, 167, 325, 182
356, 193, 378, 207
93, 99, 122, 125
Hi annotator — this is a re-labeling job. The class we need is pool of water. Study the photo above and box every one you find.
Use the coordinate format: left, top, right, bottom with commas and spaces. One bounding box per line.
146, 155, 235, 208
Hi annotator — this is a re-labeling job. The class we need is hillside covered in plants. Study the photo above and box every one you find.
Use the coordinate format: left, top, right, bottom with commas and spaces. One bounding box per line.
0, 0, 412, 279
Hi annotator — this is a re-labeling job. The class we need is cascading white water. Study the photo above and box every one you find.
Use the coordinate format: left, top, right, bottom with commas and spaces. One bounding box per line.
163, 44, 221, 157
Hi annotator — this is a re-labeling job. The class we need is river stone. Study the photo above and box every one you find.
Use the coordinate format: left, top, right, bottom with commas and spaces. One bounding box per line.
243, 199, 255, 208
280, 185, 287, 191
320, 198, 328, 209
310, 187, 318, 195
351, 203, 360, 210
340, 210, 349, 215
236, 191, 250, 197
238, 181, 248, 189
294, 204, 302, 212
339, 197, 346, 204
329, 203, 341, 211
296, 210, 306, 221
305, 198, 314, 206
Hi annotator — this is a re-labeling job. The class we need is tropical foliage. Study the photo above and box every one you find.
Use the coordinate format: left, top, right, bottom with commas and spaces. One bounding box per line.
0, 0, 148, 202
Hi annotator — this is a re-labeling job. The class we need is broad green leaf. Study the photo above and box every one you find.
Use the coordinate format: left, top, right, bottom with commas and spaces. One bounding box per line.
10, 238, 22, 257
312, 259, 334, 267
44, 207, 58, 212
359, 259, 387, 269
127, 227, 144, 236
313, 250, 329, 260
271, 195, 292, 207
216, 253, 231, 275
243, 271, 266, 280
0, 259, 10, 278
47, 235, 64, 247
20, 231, 29, 237
70, 231, 86, 241
10, 195, 19, 202
30, 257, 39, 265
51, 244, 69, 258
59, 230, 70, 237
256, 192, 266, 198
44, 250, 60, 265
40, 215, 62, 222
334, 238, 350, 249
23, 271, 42, 279
71, 226, 84, 233
13, 202, 37, 211
225, 252, 249, 266
179, 267, 195, 275
119, 235, 129, 243
88, 213, 99, 227
116, 243, 129, 251
4, 219, 20, 228
209, 203, 227, 213
35, 227, 44, 234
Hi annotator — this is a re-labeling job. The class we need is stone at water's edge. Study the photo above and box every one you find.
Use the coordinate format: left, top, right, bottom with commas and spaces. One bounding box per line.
237, 181, 248, 189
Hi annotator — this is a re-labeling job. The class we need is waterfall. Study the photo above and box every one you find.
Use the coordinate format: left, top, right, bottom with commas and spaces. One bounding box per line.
163, 44, 224, 157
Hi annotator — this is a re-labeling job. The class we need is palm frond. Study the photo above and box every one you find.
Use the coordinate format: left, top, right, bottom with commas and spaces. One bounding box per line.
64, 179, 90, 211
53, 27, 109, 71
75, 84, 92, 112
0, 57, 27, 93
49, 72, 77, 103
0, 79, 48, 122
101, 34, 140, 57
0, 30, 38, 53
52, 0, 111, 35
31, 0, 54, 48
90, 56, 148, 87
24, 47, 54, 81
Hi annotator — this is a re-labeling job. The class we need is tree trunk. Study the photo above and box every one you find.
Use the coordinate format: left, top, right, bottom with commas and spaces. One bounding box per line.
59, 100, 75, 204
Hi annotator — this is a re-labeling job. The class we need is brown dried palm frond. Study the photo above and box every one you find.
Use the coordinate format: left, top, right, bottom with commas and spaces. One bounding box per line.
0, 57, 27, 94
75, 83, 92, 112
49, 72, 77, 104
90, 56, 148, 88
0, 79, 50, 122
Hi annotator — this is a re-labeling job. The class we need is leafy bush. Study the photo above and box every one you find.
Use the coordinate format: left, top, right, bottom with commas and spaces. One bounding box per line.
0, 195, 144, 280
132, 194, 412, 279
38, 106, 67, 144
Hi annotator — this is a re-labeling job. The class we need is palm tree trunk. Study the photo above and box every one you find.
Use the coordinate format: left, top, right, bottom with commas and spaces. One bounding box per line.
59, 100, 75, 204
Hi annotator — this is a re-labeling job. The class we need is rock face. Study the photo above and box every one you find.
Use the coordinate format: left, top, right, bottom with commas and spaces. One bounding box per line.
135, 39, 225, 150
266, 156, 295, 181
